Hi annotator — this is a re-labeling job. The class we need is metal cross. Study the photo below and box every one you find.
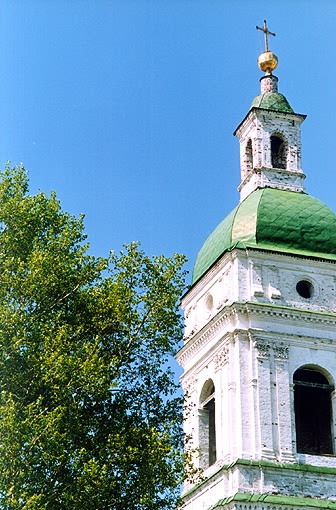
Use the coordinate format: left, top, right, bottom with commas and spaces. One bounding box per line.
256, 19, 276, 52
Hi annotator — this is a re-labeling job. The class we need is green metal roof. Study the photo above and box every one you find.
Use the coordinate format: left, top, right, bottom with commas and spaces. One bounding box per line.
251, 92, 294, 113
192, 188, 336, 284
209, 492, 336, 509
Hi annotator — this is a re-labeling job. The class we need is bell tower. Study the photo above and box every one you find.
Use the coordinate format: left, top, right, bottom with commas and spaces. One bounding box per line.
177, 21, 336, 510
235, 70, 306, 200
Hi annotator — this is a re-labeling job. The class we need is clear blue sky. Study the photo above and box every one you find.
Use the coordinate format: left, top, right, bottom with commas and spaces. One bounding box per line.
0, 0, 334, 283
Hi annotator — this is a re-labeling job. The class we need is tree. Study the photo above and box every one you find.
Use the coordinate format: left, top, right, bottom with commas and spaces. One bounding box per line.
0, 165, 189, 509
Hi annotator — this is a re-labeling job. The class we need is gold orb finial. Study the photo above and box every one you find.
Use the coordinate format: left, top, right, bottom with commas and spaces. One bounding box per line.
256, 20, 278, 74
258, 51, 278, 74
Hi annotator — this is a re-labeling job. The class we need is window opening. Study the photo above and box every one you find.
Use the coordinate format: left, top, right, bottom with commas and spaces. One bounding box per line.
244, 139, 253, 176
294, 367, 334, 455
271, 135, 287, 169
199, 380, 216, 468
296, 280, 313, 299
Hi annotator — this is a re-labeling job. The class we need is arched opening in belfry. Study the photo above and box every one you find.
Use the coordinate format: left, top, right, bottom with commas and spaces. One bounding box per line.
199, 379, 216, 468
294, 366, 334, 455
270, 134, 287, 169
244, 138, 253, 176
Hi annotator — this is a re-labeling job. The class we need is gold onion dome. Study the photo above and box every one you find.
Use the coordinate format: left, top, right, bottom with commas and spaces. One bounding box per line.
258, 50, 278, 74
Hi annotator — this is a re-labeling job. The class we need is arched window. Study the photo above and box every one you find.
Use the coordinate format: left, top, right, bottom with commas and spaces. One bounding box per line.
199, 379, 216, 468
270, 134, 287, 169
244, 139, 253, 175
294, 366, 334, 455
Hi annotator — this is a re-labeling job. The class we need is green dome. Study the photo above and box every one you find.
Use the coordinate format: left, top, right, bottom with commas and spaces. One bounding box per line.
192, 188, 336, 284
251, 92, 294, 113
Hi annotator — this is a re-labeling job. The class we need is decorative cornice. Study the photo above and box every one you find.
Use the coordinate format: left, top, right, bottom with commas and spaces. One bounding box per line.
233, 106, 306, 137
238, 166, 306, 193
246, 302, 336, 326
177, 302, 336, 368
244, 246, 336, 264
181, 458, 336, 505
177, 306, 239, 367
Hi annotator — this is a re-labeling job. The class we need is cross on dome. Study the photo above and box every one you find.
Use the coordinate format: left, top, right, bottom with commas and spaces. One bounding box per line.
256, 19, 276, 52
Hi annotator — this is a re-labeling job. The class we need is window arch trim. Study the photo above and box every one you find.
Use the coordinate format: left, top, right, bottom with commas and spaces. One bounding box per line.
293, 365, 334, 456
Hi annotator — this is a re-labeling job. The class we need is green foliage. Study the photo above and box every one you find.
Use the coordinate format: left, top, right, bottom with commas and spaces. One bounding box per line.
0, 165, 189, 509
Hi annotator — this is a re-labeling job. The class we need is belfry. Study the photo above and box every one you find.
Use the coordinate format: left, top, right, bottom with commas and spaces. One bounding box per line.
177, 21, 336, 510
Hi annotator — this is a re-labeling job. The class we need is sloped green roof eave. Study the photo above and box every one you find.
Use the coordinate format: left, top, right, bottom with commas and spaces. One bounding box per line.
209, 492, 336, 510
192, 189, 263, 283
192, 188, 336, 284
192, 207, 238, 284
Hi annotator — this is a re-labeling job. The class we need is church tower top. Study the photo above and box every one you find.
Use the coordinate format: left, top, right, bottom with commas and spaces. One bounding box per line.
190, 22, 334, 285
234, 22, 307, 201
256, 19, 278, 75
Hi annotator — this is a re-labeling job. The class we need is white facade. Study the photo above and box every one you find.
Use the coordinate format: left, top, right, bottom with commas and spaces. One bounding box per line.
179, 251, 336, 510
177, 70, 336, 510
